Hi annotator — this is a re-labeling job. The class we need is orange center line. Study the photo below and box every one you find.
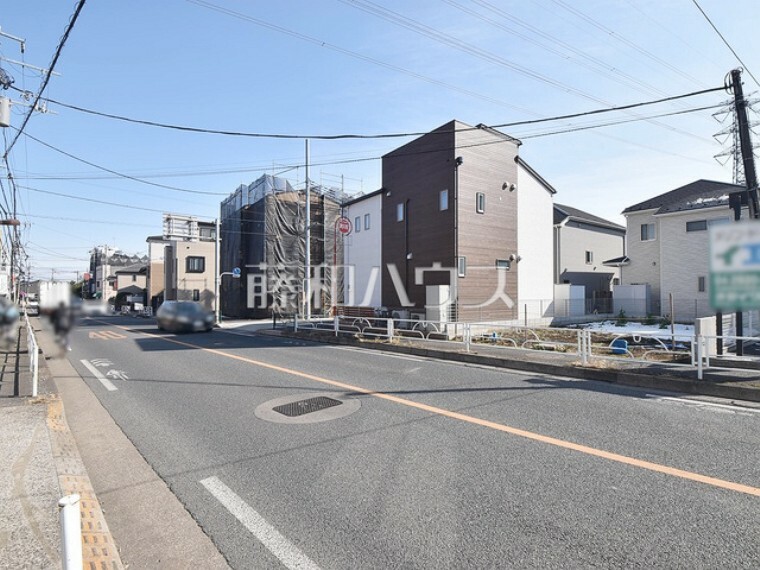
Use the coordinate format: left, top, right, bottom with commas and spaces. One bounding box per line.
117, 325, 760, 498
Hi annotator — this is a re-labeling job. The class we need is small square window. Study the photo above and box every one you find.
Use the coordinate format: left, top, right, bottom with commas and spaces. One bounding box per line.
186, 256, 205, 273
698, 276, 706, 293
132, 275, 137, 282
457, 256, 466, 277
355, 216, 361, 233
585, 251, 593, 264
495, 259, 511, 270
476, 192, 485, 214
397, 203, 404, 222
440, 189, 449, 211
364, 213, 370, 230
640, 223, 656, 241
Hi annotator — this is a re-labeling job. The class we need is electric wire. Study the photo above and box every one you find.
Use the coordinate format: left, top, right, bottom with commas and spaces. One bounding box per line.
690, 0, 760, 88
13, 83, 724, 141
3, 0, 87, 159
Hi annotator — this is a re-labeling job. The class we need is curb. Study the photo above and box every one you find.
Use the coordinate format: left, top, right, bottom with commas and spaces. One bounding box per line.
38, 347, 125, 569
273, 330, 760, 404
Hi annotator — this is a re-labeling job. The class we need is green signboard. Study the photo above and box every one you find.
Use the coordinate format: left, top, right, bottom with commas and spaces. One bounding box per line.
709, 220, 760, 311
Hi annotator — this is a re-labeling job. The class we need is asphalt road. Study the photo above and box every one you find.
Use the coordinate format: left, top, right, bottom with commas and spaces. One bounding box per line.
67, 316, 760, 569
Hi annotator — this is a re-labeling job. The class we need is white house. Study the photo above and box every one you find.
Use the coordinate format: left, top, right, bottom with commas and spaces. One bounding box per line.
553, 202, 626, 313
621, 179, 742, 319
515, 156, 556, 319
343, 189, 383, 308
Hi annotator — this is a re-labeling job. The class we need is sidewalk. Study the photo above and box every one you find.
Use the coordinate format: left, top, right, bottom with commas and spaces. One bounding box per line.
219, 320, 760, 404
0, 317, 124, 569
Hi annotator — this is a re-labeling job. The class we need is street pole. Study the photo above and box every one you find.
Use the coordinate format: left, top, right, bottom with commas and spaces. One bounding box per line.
728, 68, 760, 356
214, 216, 220, 325
305, 139, 311, 320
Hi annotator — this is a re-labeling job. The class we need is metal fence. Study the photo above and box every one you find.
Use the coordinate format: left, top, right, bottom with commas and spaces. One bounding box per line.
24, 313, 39, 397
293, 314, 759, 381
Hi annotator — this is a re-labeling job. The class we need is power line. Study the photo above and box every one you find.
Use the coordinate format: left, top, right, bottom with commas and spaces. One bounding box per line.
15, 128, 229, 196
690, 0, 760, 88
20, 83, 724, 140
3, 0, 87, 159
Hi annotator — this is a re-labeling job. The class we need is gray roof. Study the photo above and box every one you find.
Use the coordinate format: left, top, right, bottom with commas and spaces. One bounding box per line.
554, 203, 625, 231
622, 179, 743, 215
115, 263, 147, 275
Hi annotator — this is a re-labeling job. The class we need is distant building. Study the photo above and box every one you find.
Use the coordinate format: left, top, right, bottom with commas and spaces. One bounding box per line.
87, 246, 148, 301
553, 203, 626, 311
220, 174, 345, 318
146, 235, 169, 311
114, 263, 147, 306
160, 215, 217, 311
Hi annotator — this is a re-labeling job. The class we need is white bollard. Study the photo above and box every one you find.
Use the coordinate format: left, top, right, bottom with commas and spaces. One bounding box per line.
58, 494, 82, 570
334, 315, 339, 336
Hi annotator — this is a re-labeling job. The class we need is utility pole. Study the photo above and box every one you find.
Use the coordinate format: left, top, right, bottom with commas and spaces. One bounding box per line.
304, 139, 311, 320
214, 216, 220, 325
728, 68, 760, 356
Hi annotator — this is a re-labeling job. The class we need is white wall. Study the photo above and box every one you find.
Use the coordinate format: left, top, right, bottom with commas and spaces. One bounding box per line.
516, 161, 555, 317
623, 209, 661, 313
344, 193, 382, 307
658, 208, 729, 320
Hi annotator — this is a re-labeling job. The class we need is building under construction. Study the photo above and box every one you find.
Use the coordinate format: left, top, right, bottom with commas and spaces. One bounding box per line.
220, 174, 345, 318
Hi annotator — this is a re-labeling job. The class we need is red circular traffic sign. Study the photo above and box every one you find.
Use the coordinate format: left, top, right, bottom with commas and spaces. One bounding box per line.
337, 217, 352, 235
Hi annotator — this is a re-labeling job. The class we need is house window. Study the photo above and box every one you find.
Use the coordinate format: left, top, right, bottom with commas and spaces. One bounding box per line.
186, 256, 205, 273
585, 251, 593, 264
364, 213, 370, 230
193, 289, 200, 301
476, 192, 486, 214
708, 217, 730, 227
457, 256, 466, 277
686, 220, 707, 232
440, 189, 449, 211
396, 203, 404, 222
698, 276, 706, 293
495, 259, 511, 270
199, 227, 215, 240
612, 278, 620, 286
640, 223, 656, 241
354, 216, 361, 233
132, 275, 137, 282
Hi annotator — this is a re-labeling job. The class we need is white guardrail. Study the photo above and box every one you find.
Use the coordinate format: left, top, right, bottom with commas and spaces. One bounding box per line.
24, 312, 40, 397
293, 315, 759, 381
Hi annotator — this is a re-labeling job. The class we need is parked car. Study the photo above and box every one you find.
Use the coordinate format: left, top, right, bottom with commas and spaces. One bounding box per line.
156, 301, 214, 333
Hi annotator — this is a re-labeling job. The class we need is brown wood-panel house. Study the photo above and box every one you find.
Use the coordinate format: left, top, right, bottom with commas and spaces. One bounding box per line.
381, 120, 524, 321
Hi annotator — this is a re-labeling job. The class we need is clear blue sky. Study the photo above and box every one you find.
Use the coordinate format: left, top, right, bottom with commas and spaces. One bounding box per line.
1, 0, 758, 279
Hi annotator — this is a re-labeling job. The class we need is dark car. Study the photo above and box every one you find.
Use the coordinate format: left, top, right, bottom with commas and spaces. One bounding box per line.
156, 301, 214, 333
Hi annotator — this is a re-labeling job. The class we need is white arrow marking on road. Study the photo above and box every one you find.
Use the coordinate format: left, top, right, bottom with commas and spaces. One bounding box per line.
200, 476, 321, 570
81, 359, 118, 392
106, 370, 129, 381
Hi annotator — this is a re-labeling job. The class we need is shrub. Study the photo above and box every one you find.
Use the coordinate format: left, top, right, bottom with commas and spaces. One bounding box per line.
615, 309, 628, 327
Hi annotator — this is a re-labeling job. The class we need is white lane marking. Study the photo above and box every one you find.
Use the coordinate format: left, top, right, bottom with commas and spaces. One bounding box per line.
80, 359, 118, 391
200, 476, 321, 570
650, 395, 760, 415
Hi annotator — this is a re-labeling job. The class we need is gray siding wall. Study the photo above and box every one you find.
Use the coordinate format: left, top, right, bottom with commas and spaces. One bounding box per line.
623, 210, 661, 313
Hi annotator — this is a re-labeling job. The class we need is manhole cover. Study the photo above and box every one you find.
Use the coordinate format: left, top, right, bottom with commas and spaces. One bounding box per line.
255, 392, 361, 424
273, 396, 343, 417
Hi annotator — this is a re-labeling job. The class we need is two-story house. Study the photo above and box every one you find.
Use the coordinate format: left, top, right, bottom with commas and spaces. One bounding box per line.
161, 214, 217, 311
380, 120, 555, 322
342, 189, 382, 308
553, 203, 626, 312
621, 179, 743, 319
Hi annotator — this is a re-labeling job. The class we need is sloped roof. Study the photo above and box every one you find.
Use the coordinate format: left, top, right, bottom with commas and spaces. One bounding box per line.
554, 203, 625, 231
622, 179, 743, 215
516, 156, 557, 195
115, 263, 147, 275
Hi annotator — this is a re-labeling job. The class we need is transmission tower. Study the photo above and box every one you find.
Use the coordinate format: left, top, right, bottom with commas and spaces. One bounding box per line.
713, 94, 760, 185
